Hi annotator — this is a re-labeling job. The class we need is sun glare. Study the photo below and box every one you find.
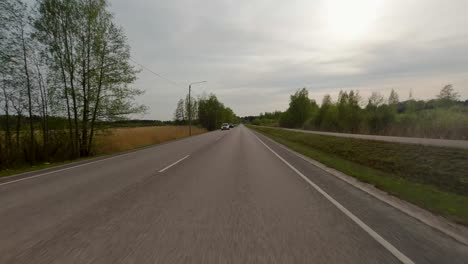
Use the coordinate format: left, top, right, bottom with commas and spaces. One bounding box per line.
322, 0, 384, 42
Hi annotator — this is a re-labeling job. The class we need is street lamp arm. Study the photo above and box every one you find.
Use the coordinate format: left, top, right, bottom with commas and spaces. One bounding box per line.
189, 81, 207, 86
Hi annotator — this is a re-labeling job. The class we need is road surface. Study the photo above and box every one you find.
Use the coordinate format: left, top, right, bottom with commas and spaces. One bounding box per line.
0, 125, 467, 263
270, 127, 468, 150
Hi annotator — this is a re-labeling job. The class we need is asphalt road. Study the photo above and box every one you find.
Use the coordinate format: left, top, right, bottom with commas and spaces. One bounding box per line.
275, 127, 468, 150
0, 125, 467, 263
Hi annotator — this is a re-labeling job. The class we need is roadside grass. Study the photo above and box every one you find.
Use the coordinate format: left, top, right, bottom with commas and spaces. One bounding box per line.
0, 159, 82, 178
249, 125, 468, 225
0, 126, 206, 178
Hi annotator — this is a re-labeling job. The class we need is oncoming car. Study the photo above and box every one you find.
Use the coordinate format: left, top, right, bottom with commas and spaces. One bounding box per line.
221, 123, 230, 130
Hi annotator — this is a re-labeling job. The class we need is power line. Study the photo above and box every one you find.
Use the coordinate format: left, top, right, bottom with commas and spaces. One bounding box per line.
129, 57, 184, 88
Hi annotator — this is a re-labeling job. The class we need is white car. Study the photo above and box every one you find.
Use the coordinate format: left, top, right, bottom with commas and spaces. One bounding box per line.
221, 123, 230, 130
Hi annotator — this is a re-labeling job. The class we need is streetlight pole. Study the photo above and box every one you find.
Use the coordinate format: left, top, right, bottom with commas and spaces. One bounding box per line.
188, 81, 206, 136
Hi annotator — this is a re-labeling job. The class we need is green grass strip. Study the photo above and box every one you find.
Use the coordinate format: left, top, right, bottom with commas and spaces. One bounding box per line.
0, 159, 84, 178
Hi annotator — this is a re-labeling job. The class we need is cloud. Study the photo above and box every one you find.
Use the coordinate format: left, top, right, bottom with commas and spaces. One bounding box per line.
109, 0, 468, 119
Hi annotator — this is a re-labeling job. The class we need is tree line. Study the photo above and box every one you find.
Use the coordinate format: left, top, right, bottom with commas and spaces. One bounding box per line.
0, 0, 144, 169
173, 93, 239, 131
249, 85, 468, 139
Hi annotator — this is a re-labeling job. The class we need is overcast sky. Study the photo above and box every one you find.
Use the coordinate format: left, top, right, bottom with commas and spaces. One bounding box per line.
109, 0, 468, 120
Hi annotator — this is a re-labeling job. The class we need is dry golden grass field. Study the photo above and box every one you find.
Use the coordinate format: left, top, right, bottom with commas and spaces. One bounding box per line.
94, 126, 206, 154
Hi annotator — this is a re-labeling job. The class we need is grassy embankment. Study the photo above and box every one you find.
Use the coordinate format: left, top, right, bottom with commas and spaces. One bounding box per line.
249, 125, 468, 225
0, 126, 206, 177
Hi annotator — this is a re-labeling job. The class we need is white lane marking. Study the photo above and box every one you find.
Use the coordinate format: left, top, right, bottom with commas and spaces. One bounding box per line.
259, 133, 468, 247
158, 155, 190, 173
0, 151, 138, 187
0, 131, 217, 187
252, 132, 415, 264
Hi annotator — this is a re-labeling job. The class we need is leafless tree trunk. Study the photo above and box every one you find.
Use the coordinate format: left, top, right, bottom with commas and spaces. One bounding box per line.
20, 26, 35, 163
1, 77, 12, 161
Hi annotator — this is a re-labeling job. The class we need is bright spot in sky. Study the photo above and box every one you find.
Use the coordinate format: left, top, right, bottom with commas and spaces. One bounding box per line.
321, 0, 385, 42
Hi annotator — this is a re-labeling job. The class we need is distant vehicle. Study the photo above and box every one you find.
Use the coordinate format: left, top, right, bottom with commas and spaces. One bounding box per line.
229, 124, 234, 128
221, 123, 230, 130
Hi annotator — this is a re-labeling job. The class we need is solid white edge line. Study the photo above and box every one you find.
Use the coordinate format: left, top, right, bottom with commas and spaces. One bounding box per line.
0, 131, 215, 187
251, 131, 415, 264
0, 151, 138, 187
259, 132, 468, 247
158, 155, 190, 173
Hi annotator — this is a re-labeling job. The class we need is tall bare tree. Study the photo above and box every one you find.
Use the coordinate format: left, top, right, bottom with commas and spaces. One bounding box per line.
185, 94, 197, 122
1, 0, 38, 162
388, 89, 399, 105
174, 98, 185, 123
35, 0, 145, 156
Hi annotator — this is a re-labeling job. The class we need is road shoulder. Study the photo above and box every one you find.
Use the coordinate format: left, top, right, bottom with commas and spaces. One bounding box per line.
249, 127, 468, 247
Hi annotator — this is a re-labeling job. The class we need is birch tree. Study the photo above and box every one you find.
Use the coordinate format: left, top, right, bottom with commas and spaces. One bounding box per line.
35, 0, 145, 156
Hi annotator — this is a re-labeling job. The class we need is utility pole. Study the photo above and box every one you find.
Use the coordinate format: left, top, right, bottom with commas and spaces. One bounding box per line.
188, 81, 206, 136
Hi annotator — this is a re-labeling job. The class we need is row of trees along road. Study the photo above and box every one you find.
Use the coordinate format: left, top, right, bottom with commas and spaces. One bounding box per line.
0, 0, 145, 169
250, 85, 468, 139
174, 93, 239, 131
